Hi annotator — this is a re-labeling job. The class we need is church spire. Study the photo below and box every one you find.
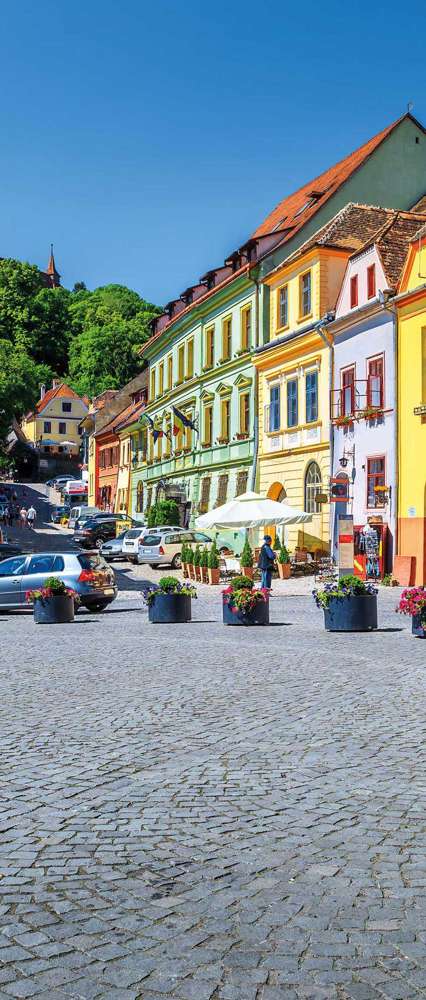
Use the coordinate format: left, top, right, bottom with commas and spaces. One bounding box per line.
45, 244, 61, 287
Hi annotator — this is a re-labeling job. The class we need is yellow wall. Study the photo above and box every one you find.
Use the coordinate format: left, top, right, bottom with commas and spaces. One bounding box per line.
22, 392, 87, 452
397, 243, 426, 583
115, 431, 131, 512
87, 433, 96, 506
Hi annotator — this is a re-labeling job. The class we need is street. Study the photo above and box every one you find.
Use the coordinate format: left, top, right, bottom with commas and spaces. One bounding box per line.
0, 485, 425, 999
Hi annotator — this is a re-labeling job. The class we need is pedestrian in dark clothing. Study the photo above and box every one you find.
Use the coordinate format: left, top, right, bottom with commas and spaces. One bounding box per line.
258, 535, 276, 589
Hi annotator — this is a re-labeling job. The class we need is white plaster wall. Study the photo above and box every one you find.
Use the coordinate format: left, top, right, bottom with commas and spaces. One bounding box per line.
335, 246, 387, 318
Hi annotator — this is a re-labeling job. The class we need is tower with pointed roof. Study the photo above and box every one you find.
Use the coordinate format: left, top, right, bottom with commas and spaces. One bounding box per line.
44, 244, 61, 288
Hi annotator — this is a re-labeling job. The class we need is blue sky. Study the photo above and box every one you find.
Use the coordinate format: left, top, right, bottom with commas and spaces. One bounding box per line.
2, 0, 426, 305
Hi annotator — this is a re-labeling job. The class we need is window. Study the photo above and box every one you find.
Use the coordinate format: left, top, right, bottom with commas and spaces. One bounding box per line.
278, 285, 288, 328
236, 471, 248, 495
26, 555, 56, 575
217, 474, 228, 506
205, 327, 215, 368
287, 379, 298, 428
341, 366, 355, 416
269, 385, 280, 432
222, 316, 232, 360
203, 403, 213, 446
300, 271, 312, 317
305, 371, 318, 423
62, 401, 72, 413
367, 456, 385, 508
220, 398, 230, 442
0, 556, 27, 577
367, 356, 384, 408
167, 354, 173, 390
241, 306, 251, 351
186, 338, 194, 378
158, 362, 164, 395
99, 451, 105, 469
178, 345, 185, 382
184, 412, 193, 450
200, 477, 211, 510
43, 421, 51, 433
164, 416, 171, 457
136, 481, 144, 512
239, 392, 250, 435
367, 264, 376, 299
350, 275, 358, 309
305, 461, 322, 513
150, 368, 156, 400
59, 422, 66, 434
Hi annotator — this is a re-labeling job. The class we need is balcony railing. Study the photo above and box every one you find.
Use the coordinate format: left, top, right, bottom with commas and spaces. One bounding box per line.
331, 378, 384, 423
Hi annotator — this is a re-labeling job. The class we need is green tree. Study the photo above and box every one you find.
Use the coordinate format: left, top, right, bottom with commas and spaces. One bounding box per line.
0, 342, 53, 441
0, 259, 44, 343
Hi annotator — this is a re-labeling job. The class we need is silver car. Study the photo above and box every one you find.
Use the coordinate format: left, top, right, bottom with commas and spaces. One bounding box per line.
0, 551, 117, 611
100, 529, 130, 562
121, 524, 184, 563
138, 530, 213, 568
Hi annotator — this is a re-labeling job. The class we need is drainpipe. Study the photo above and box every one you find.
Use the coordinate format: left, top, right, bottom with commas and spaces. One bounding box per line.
315, 313, 335, 551
380, 294, 398, 564
250, 271, 261, 491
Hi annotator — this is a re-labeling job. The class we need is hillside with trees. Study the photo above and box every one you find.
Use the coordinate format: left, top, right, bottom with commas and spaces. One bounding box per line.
0, 258, 159, 444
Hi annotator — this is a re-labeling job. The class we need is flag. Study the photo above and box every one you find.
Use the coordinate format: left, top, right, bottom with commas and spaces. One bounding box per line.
139, 412, 163, 442
172, 406, 197, 437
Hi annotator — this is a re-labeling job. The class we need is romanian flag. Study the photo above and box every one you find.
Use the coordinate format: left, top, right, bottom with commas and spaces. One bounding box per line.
153, 415, 164, 442
172, 406, 196, 437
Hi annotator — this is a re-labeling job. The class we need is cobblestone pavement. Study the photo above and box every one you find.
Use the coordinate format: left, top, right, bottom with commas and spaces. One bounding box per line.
2, 484, 426, 999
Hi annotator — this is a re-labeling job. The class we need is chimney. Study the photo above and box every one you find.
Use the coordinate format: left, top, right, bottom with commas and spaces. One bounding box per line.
40, 383, 46, 399
52, 378, 61, 389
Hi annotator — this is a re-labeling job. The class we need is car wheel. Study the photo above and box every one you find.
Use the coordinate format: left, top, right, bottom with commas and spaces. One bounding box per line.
171, 554, 182, 569
84, 601, 110, 612
95, 539, 103, 549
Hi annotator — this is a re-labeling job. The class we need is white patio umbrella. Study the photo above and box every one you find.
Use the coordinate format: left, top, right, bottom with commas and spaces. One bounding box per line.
195, 490, 312, 530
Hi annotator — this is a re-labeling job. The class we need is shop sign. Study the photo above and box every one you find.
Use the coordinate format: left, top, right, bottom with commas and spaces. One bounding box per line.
413, 404, 426, 415
338, 514, 354, 577
116, 518, 132, 536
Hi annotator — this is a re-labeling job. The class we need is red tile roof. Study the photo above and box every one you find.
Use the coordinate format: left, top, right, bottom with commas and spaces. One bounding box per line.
94, 398, 146, 438
33, 382, 87, 415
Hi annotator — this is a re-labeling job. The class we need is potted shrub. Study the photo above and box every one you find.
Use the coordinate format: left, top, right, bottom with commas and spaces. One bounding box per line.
396, 587, 426, 637
193, 545, 202, 582
200, 547, 209, 583
313, 574, 378, 632
222, 575, 269, 626
277, 543, 291, 580
144, 576, 197, 624
186, 545, 195, 580
208, 541, 220, 585
26, 576, 78, 625
240, 539, 254, 580
181, 542, 189, 579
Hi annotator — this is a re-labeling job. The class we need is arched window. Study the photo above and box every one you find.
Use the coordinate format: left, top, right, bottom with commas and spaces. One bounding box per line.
136, 481, 144, 513
304, 461, 321, 513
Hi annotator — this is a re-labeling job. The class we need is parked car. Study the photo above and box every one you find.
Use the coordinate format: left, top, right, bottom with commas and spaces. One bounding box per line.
68, 505, 100, 530
51, 504, 71, 523
74, 511, 138, 531
0, 542, 24, 559
73, 516, 137, 550
0, 551, 117, 611
48, 476, 72, 490
122, 524, 184, 563
100, 529, 130, 561
137, 530, 213, 568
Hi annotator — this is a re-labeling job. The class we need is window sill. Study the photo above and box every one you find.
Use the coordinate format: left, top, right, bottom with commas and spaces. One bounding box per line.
201, 440, 212, 448
218, 356, 231, 364
275, 324, 290, 335
216, 437, 230, 445
298, 312, 313, 323
235, 348, 249, 357
202, 364, 213, 373
235, 432, 249, 440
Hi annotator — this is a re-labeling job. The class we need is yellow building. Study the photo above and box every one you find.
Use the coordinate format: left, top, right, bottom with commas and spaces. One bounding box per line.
21, 380, 89, 458
254, 204, 393, 554
396, 225, 426, 585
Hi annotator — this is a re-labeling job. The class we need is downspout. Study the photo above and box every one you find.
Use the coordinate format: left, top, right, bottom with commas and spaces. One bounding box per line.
315, 314, 334, 551
381, 296, 398, 564
250, 271, 260, 491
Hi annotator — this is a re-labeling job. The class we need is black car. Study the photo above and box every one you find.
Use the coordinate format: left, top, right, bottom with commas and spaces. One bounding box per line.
73, 517, 125, 549
51, 504, 71, 523
0, 542, 24, 560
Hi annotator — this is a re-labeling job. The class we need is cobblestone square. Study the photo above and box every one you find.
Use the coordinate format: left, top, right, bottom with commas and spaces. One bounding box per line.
1, 581, 426, 999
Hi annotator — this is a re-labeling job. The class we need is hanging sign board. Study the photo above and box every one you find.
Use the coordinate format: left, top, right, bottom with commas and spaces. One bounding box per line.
338, 514, 354, 577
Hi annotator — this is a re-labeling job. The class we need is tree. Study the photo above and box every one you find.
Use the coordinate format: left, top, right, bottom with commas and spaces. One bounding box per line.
27, 287, 73, 374
0, 341, 54, 442
72, 281, 87, 293
0, 259, 44, 343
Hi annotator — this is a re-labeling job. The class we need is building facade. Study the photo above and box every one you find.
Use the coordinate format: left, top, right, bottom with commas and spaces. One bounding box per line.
21, 380, 89, 458
396, 227, 426, 584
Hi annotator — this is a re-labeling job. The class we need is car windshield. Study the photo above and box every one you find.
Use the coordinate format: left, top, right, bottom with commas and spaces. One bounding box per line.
140, 535, 161, 546
78, 553, 110, 571
124, 529, 144, 538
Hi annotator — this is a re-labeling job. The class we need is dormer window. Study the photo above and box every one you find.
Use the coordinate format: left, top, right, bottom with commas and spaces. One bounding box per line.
294, 190, 323, 218
350, 275, 358, 309
367, 264, 376, 300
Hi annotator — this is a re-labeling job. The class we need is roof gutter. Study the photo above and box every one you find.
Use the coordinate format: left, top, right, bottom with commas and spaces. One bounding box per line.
315, 313, 335, 553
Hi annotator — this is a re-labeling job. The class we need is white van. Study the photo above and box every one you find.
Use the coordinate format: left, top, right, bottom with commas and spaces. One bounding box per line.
68, 505, 100, 530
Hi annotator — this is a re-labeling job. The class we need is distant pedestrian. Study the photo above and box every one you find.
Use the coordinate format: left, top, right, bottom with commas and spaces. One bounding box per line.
19, 507, 27, 528
27, 505, 36, 529
3, 505, 9, 526
258, 534, 277, 590
8, 505, 14, 527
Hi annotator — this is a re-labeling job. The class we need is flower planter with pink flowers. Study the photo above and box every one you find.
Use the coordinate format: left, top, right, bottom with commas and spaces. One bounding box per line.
397, 587, 426, 638
222, 576, 269, 626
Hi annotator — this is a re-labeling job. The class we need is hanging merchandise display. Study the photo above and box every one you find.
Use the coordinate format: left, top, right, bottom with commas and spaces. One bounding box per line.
354, 521, 390, 580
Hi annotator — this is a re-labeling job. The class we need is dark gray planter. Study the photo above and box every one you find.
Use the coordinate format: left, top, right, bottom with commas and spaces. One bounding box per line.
412, 615, 426, 638
324, 594, 377, 632
223, 597, 269, 626
33, 594, 75, 625
148, 593, 191, 623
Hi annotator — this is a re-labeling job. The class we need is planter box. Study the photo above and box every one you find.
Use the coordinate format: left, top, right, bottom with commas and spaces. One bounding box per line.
33, 594, 75, 625
324, 594, 377, 632
182, 563, 189, 579
148, 593, 192, 624
412, 615, 426, 638
208, 567, 220, 586
223, 597, 269, 626
241, 566, 254, 580
201, 567, 209, 583
188, 564, 195, 580
194, 566, 202, 582
277, 562, 291, 580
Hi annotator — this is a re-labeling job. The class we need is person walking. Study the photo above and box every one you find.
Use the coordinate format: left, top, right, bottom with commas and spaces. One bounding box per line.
19, 506, 27, 529
27, 505, 36, 529
258, 534, 277, 590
